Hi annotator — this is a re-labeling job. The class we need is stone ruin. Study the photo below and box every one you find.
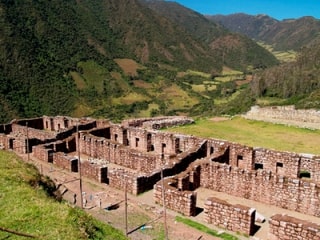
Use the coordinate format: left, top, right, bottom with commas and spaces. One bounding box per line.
244, 105, 320, 129
1, 115, 320, 238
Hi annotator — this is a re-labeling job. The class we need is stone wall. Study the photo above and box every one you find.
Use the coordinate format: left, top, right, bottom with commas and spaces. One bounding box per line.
299, 154, 320, 182
32, 145, 53, 162
80, 161, 107, 183
53, 152, 78, 172
253, 148, 300, 178
200, 162, 320, 217
204, 197, 255, 236
11, 123, 56, 141
244, 105, 320, 129
107, 168, 140, 195
0, 134, 9, 149
121, 116, 194, 129
269, 214, 320, 240
13, 118, 44, 130
154, 177, 197, 216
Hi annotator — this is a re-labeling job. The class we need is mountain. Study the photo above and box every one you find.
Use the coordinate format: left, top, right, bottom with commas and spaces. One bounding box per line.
142, 1, 278, 70
207, 13, 320, 51
250, 41, 320, 108
0, 0, 219, 121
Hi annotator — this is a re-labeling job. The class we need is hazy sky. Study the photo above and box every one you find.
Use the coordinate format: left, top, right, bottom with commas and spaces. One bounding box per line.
168, 0, 320, 20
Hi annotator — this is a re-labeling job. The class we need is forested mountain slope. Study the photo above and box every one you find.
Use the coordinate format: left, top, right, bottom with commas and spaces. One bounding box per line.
208, 13, 320, 51
143, 0, 278, 71
0, 0, 280, 123
250, 41, 320, 108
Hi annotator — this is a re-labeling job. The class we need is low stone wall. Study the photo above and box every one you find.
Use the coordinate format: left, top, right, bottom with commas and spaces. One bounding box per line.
0, 134, 9, 149
200, 162, 320, 217
32, 145, 53, 162
80, 161, 107, 183
244, 105, 320, 129
12, 124, 57, 141
107, 168, 139, 195
204, 197, 255, 236
53, 153, 77, 172
253, 148, 300, 178
122, 116, 193, 129
153, 177, 197, 216
269, 214, 320, 240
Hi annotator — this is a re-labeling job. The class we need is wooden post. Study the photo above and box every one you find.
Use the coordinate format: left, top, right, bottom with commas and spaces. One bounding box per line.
161, 168, 169, 240
125, 183, 128, 236
77, 124, 83, 209
26, 122, 29, 161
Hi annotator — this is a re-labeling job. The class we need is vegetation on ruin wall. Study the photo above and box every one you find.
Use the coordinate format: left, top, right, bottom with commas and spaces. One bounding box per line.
0, 150, 127, 240
167, 117, 320, 155
175, 216, 239, 240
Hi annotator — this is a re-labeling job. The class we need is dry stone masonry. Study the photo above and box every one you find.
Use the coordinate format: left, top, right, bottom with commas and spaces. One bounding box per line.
204, 197, 256, 236
1, 115, 320, 238
269, 214, 320, 240
244, 105, 320, 129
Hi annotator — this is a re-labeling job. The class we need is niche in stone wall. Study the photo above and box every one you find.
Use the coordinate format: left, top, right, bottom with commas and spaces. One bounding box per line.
210, 147, 214, 155
147, 133, 153, 152
9, 139, 13, 149
299, 170, 311, 178
276, 162, 283, 168
162, 143, 166, 154
254, 163, 263, 170
237, 155, 243, 167
123, 130, 128, 146
276, 162, 284, 175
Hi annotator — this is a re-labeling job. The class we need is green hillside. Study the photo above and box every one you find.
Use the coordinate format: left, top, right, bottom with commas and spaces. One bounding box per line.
143, 0, 279, 71
251, 41, 320, 108
1, 0, 319, 124
0, 150, 127, 240
0, 0, 280, 123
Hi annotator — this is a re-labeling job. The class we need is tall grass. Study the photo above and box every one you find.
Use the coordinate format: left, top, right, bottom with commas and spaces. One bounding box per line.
0, 150, 127, 240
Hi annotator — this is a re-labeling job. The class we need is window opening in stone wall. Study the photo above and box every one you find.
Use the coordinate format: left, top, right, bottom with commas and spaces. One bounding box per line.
135, 138, 139, 147
50, 119, 54, 131
276, 162, 283, 167
299, 170, 311, 178
123, 130, 128, 146
162, 143, 166, 154
210, 147, 214, 155
147, 133, 152, 152
58, 123, 61, 130
237, 155, 243, 160
254, 163, 263, 170
46, 121, 48, 129
114, 134, 118, 142
64, 119, 68, 128
9, 139, 14, 149
175, 138, 180, 153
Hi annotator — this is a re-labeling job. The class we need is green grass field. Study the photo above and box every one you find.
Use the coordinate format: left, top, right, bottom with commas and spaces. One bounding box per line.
0, 151, 127, 240
166, 116, 320, 155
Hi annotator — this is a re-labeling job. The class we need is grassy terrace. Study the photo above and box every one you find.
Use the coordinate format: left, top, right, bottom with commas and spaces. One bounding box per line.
0, 150, 127, 240
166, 116, 320, 155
